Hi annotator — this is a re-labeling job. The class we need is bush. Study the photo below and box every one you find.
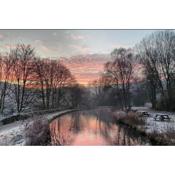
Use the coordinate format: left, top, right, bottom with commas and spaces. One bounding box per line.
25, 118, 51, 145
112, 110, 127, 120
121, 111, 146, 126
112, 110, 145, 126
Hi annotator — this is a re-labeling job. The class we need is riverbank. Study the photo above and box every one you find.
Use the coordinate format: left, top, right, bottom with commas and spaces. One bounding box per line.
1, 106, 175, 146
115, 111, 175, 145
0, 109, 77, 145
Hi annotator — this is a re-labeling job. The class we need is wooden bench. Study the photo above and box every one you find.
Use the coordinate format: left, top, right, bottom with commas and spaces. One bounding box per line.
154, 114, 170, 121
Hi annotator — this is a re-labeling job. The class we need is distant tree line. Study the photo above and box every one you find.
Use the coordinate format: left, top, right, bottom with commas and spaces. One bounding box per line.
92, 30, 175, 111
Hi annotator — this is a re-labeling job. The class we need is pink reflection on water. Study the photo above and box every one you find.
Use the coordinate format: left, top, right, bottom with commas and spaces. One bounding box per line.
49, 109, 147, 146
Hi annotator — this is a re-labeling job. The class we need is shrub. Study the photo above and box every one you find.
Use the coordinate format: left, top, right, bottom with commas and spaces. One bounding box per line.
122, 111, 146, 126
112, 110, 127, 120
25, 118, 51, 145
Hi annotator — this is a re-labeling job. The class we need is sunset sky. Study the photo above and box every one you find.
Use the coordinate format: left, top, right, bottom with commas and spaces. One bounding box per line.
0, 30, 155, 85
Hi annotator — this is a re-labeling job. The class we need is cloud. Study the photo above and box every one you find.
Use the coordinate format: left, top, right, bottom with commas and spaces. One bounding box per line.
0, 34, 6, 41
52, 32, 57, 36
0, 44, 16, 51
40, 45, 51, 53
32, 39, 58, 56
4, 44, 16, 49
69, 34, 86, 41
0, 30, 90, 57
69, 44, 90, 55
111, 43, 131, 49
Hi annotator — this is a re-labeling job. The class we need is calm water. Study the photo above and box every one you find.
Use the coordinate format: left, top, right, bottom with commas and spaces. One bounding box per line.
49, 108, 149, 145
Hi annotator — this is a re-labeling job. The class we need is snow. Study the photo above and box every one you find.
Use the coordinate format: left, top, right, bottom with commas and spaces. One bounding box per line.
0, 121, 26, 145
133, 107, 175, 134
0, 109, 76, 145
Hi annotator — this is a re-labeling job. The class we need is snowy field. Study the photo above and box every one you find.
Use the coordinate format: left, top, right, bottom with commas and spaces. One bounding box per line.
0, 121, 26, 145
133, 107, 175, 134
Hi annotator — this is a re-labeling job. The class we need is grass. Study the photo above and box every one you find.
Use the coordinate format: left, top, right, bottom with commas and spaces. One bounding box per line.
119, 111, 146, 126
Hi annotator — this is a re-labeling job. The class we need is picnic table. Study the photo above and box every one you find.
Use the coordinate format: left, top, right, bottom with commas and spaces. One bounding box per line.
138, 111, 150, 117
154, 114, 171, 121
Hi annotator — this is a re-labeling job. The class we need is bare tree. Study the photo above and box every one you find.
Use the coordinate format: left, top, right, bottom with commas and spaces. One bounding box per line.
155, 31, 175, 107
137, 30, 175, 110
9, 44, 36, 113
105, 48, 134, 110
0, 55, 14, 113
34, 58, 75, 109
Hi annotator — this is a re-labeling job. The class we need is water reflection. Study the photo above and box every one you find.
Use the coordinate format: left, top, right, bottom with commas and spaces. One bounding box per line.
50, 108, 149, 145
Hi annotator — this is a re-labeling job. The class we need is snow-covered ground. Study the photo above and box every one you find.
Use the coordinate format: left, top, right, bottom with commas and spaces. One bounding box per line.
0, 109, 76, 145
0, 121, 26, 145
132, 107, 175, 134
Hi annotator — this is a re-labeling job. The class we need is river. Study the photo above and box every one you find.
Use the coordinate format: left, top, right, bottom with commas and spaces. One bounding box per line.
49, 108, 150, 145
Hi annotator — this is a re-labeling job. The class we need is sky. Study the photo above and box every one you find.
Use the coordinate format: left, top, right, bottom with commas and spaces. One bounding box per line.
0, 30, 155, 85
0, 30, 155, 57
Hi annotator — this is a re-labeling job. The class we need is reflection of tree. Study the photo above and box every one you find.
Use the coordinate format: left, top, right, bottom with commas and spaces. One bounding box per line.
83, 109, 119, 143
70, 112, 81, 133
50, 108, 149, 145
50, 119, 61, 145
50, 116, 75, 145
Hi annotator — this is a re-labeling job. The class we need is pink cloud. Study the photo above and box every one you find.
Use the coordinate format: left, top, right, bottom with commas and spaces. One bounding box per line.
62, 55, 107, 85
4, 44, 16, 49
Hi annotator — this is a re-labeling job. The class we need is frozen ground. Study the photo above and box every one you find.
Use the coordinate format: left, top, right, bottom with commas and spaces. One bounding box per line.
0, 109, 75, 145
132, 107, 175, 133
0, 121, 26, 145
